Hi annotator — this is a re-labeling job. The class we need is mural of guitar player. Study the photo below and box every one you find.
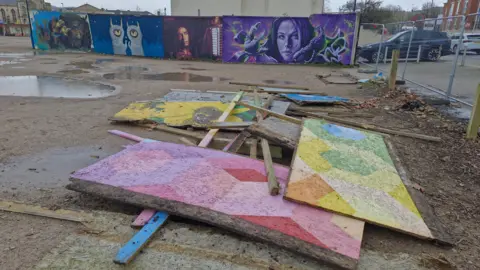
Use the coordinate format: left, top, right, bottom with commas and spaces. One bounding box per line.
30, 11, 91, 51
163, 16, 222, 60
223, 14, 357, 65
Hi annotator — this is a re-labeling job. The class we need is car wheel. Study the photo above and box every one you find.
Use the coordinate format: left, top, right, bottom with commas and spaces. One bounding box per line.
370, 51, 384, 63
427, 48, 440, 61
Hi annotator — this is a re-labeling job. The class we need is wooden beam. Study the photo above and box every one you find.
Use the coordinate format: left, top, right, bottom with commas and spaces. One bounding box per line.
467, 84, 480, 139
240, 88, 314, 94
237, 102, 302, 125
389, 50, 400, 91
114, 212, 169, 265
249, 139, 258, 158
205, 122, 254, 129
289, 106, 375, 118
0, 200, 89, 223
198, 91, 244, 147
131, 209, 156, 228
229, 81, 309, 90
179, 137, 197, 146
298, 111, 441, 142
253, 90, 280, 195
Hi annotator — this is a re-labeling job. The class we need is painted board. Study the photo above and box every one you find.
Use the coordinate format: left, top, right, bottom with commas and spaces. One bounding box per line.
222, 13, 357, 65
163, 17, 222, 60
30, 11, 91, 51
163, 91, 290, 114
69, 141, 364, 269
111, 93, 290, 127
111, 101, 253, 127
284, 119, 433, 239
88, 14, 164, 57
281, 94, 349, 106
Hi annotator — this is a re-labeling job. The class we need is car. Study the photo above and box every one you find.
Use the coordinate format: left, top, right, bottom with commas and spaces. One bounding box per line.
450, 33, 480, 54
357, 30, 451, 63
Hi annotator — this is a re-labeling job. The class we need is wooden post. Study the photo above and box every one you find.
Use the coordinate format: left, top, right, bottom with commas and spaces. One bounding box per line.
467, 84, 480, 139
389, 50, 400, 91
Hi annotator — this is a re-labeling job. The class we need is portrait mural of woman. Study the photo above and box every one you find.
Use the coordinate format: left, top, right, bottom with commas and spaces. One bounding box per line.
223, 14, 357, 65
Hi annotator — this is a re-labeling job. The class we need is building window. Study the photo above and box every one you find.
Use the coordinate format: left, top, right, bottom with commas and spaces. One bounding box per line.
11, 9, 16, 23
0, 9, 6, 22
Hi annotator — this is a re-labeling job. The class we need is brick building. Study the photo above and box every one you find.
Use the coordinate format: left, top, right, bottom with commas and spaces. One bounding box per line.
443, 0, 480, 30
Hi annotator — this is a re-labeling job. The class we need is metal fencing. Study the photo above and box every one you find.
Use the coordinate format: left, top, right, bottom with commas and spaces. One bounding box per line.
357, 14, 480, 107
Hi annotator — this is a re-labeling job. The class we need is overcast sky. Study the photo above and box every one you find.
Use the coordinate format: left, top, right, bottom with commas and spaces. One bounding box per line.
49, 0, 444, 14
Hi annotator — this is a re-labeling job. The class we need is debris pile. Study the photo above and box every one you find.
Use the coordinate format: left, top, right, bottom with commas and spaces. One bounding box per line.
18, 81, 450, 269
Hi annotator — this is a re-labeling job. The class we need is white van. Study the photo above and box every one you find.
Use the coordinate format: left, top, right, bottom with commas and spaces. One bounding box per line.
450, 33, 480, 54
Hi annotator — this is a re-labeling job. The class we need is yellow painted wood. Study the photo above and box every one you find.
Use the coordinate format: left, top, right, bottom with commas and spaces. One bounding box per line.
198, 92, 244, 147
467, 84, 480, 139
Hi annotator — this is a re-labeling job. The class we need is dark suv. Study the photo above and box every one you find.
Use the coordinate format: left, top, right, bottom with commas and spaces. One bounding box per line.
358, 30, 451, 63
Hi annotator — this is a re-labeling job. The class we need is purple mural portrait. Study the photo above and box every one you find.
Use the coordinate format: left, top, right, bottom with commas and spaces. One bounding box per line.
222, 14, 357, 65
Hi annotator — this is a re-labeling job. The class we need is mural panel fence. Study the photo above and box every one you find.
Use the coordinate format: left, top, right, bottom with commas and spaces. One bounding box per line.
28, 11, 358, 65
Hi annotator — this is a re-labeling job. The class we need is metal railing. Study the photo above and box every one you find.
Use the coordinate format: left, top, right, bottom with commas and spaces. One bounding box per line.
358, 14, 479, 107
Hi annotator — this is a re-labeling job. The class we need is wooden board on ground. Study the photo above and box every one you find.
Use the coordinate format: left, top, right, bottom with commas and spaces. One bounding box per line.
281, 94, 349, 106
111, 92, 290, 128
284, 119, 434, 240
68, 141, 364, 269
247, 117, 301, 150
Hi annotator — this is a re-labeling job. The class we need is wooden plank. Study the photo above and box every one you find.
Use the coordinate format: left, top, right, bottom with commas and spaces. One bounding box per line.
466, 84, 480, 139
223, 130, 251, 152
205, 122, 254, 129
289, 105, 375, 118
114, 212, 169, 265
131, 209, 157, 228
261, 139, 280, 195
237, 102, 302, 125
249, 139, 258, 158
179, 137, 197, 146
297, 111, 441, 142
385, 140, 454, 245
0, 200, 89, 223
389, 50, 400, 91
247, 118, 300, 150
229, 81, 309, 90
198, 92, 244, 147
254, 90, 280, 195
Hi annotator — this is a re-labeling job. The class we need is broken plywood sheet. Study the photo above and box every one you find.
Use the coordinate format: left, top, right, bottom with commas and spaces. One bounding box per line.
111, 101, 253, 127
69, 141, 364, 269
284, 119, 433, 240
111, 93, 290, 127
247, 117, 300, 150
281, 94, 349, 106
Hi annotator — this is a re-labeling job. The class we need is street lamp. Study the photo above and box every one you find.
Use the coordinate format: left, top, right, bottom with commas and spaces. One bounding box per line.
25, 0, 34, 49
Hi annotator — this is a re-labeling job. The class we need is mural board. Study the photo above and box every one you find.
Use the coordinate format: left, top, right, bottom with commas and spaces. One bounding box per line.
222, 14, 357, 65
30, 11, 91, 51
163, 16, 222, 60
111, 100, 254, 127
88, 14, 163, 57
69, 141, 364, 269
285, 119, 433, 239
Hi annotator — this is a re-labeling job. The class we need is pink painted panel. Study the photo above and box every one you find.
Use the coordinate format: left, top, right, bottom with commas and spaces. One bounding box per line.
71, 141, 364, 261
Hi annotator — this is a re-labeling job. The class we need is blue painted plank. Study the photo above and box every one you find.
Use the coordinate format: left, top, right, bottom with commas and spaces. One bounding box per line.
114, 211, 169, 265
281, 94, 349, 104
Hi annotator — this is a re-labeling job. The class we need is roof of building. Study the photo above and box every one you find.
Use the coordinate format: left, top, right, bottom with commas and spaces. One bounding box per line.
0, 0, 18, 6
105, 9, 154, 16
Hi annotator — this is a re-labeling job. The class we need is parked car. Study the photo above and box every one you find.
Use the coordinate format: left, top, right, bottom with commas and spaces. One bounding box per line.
450, 33, 480, 54
358, 30, 451, 63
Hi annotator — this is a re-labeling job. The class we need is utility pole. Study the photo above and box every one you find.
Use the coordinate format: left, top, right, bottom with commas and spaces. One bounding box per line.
353, 0, 357, 12
25, 0, 34, 49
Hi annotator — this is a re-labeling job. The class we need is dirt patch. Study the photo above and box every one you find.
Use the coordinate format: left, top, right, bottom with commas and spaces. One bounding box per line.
57, 69, 89, 74
181, 67, 207, 71
263, 79, 295, 85
68, 61, 95, 69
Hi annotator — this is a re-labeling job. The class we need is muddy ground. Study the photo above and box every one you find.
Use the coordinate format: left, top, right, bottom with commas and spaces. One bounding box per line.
0, 37, 478, 270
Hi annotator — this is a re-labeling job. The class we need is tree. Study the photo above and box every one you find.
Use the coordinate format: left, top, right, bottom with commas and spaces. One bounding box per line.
339, 0, 405, 24
421, 1, 442, 18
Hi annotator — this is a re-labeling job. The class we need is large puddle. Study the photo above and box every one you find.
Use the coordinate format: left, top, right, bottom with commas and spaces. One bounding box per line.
0, 76, 116, 98
103, 69, 228, 82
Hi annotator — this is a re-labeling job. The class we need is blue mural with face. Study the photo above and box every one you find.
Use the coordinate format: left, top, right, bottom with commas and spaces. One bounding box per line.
88, 14, 164, 57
